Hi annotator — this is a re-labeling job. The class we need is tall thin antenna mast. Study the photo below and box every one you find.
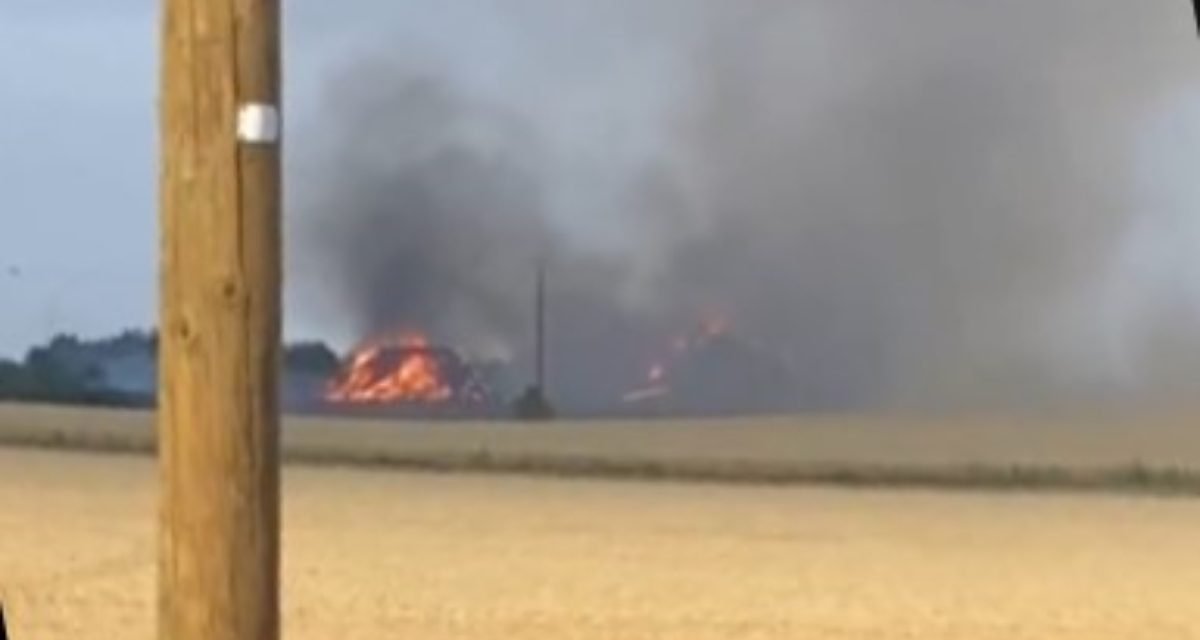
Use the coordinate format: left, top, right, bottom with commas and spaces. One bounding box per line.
535, 256, 547, 392
514, 255, 555, 420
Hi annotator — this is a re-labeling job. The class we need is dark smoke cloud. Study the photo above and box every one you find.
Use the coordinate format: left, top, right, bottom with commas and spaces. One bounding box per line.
293, 1, 1200, 413
290, 61, 650, 406
296, 66, 550, 351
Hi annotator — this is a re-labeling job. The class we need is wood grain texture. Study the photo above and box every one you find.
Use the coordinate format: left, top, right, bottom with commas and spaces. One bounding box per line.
158, 0, 281, 639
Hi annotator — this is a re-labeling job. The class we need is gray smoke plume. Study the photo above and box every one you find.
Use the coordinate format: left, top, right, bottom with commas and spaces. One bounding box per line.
290, 59, 651, 407
293, 1, 1200, 414
634, 0, 1200, 411
296, 67, 549, 352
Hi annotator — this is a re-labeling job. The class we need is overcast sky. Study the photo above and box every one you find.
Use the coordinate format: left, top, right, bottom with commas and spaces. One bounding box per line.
2, 2, 1200, 363
0, 1, 689, 356
1, 3, 153, 356
0, 2, 487, 356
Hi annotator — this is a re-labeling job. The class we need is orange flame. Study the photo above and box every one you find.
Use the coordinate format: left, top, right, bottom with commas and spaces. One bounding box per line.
626, 315, 733, 404
325, 331, 455, 405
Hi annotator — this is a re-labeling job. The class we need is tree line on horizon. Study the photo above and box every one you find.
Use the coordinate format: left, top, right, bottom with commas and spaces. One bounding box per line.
0, 329, 341, 408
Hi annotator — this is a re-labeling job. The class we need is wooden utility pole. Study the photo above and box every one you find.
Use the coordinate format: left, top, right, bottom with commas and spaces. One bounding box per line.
158, 1, 282, 639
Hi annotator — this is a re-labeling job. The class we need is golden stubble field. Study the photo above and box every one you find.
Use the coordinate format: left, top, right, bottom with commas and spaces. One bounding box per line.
3, 446, 1200, 639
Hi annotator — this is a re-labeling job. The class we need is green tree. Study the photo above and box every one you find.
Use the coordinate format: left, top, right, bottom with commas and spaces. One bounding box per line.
284, 341, 340, 376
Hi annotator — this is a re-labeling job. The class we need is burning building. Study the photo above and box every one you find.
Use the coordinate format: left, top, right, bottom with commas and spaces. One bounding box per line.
323, 331, 501, 418
318, 317, 800, 420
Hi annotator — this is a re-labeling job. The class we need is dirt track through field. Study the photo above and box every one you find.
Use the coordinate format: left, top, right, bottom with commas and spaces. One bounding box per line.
2, 447, 1199, 639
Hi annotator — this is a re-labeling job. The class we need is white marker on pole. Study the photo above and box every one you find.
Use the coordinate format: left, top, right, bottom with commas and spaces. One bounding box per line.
237, 103, 280, 144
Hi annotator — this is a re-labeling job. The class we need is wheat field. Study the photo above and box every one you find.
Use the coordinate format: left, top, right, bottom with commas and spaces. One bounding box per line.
3, 444, 1200, 639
